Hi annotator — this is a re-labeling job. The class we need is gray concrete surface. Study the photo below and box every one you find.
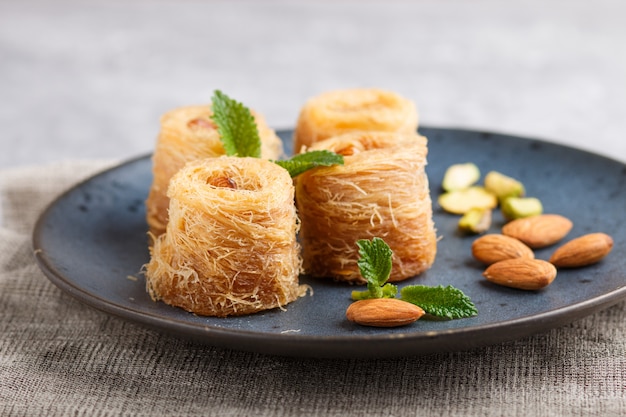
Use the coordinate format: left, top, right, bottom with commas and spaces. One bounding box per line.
1, 0, 625, 168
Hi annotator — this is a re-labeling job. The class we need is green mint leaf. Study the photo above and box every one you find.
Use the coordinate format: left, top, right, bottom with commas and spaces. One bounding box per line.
400, 285, 478, 320
356, 237, 393, 299
210, 90, 261, 158
273, 150, 344, 177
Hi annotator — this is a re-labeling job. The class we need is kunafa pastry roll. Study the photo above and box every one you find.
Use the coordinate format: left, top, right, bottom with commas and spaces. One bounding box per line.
293, 88, 418, 153
145, 157, 305, 317
146, 105, 283, 237
295, 131, 437, 284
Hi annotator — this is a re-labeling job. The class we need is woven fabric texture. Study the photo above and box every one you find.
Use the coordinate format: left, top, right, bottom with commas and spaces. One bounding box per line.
0, 161, 625, 417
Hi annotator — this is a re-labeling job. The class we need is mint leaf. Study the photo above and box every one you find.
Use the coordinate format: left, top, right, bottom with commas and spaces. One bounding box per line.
400, 285, 478, 319
350, 237, 394, 300
358, 237, 393, 287
273, 150, 344, 177
210, 90, 261, 158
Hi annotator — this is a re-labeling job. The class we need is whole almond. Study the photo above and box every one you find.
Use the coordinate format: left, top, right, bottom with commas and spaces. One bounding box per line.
502, 214, 573, 248
346, 298, 425, 327
483, 258, 557, 290
472, 234, 534, 265
549, 233, 614, 268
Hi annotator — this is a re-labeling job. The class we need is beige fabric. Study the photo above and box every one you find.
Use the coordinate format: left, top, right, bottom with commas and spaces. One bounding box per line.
0, 161, 625, 416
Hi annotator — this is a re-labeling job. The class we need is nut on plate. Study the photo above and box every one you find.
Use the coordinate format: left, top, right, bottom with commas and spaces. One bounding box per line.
549, 232, 614, 268
483, 258, 557, 290
501, 197, 543, 220
484, 171, 525, 203
438, 186, 498, 215
502, 214, 573, 248
442, 162, 481, 191
472, 234, 534, 265
458, 208, 492, 234
346, 298, 425, 327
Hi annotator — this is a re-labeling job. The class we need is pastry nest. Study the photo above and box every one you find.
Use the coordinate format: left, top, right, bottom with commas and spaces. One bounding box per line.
295, 131, 437, 283
293, 88, 418, 153
146, 105, 283, 237
145, 156, 305, 317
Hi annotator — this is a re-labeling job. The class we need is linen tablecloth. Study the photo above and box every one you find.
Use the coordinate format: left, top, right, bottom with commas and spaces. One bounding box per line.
0, 160, 625, 416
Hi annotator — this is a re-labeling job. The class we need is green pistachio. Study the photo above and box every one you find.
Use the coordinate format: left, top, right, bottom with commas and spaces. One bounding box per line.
442, 163, 481, 191
458, 208, 492, 234
484, 171, 525, 203
501, 197, 543, 220
438, 186, 498, 215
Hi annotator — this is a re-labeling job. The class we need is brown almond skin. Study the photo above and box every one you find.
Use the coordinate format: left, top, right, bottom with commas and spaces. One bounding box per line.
502, 214, 573, 248
483, 258, 557, 290
346, 298, 425, 327
472, 234, 534, 265
549, 233, 614, 268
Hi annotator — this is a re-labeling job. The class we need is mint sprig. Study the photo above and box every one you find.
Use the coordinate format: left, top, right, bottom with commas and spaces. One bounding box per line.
273, 150, 344, 177
210, 90, 261, 158
400, 285, 478, 320
349, 237, 477, 320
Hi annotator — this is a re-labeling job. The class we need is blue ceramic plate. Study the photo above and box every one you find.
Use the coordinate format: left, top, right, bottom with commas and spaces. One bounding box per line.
32, 128, 626, 358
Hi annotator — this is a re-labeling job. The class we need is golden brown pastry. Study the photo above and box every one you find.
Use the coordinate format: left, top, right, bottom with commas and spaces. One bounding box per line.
295, 131, 437, 284
145, 105, 283, 237
145, 157, 305, 317
293, 88, 418, 153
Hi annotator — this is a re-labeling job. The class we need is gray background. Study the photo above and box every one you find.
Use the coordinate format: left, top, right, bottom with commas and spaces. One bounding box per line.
1, 0, 625, 168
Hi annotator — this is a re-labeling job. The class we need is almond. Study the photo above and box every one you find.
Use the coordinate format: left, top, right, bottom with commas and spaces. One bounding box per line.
472, 234, 534, 265
483, 258, 557, 290
549, 233, 614, 268
501, 214, 573, 248
346, 298, 425, 327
